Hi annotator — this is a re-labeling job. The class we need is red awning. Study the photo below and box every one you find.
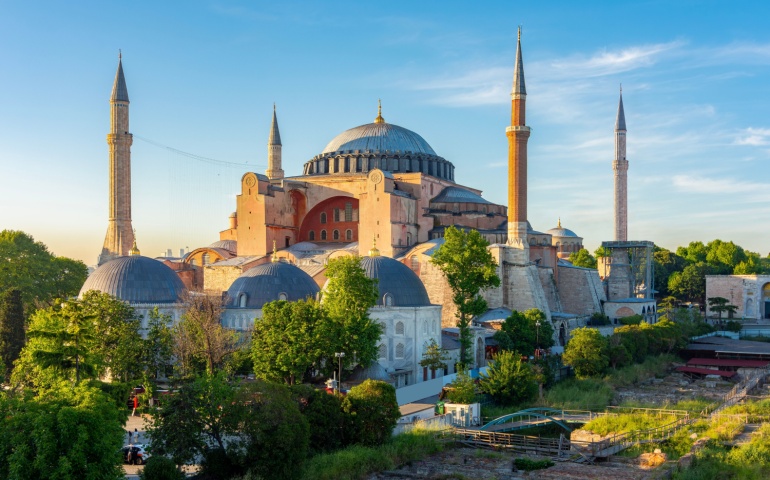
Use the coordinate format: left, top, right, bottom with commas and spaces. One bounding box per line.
676, 366, 737, 378
687, 358, 769, 368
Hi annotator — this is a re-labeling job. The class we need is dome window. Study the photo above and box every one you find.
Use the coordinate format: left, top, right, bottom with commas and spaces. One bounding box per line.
410, 256, 419, 271
333, 230, 340, 240
321, 230, 327, 241
395, 321, 404, 334
278, 292, 288, 301
202, 253, 211, 265
238, 293, 248, 308
384, 293, 394, 306
378, 343, 387, 360
395, 343, 405, 359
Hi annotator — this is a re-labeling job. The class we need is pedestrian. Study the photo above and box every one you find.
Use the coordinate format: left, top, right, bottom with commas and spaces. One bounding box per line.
131, 395, 138, 417
127, 429, 132, 443
127, 447, 134, 465
134, 428, 140, 444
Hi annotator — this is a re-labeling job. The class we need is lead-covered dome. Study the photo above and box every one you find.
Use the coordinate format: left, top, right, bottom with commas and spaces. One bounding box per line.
79, 255, 187, 304
302, 116, 455, 181
322, 122, 437, 156
359, 255, 431, 307
226, 261, 320, 309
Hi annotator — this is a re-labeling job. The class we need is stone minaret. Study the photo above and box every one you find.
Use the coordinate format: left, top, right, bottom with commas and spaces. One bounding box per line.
506, 27, 530, 249
613, 87, 628, 241
266, 104, 284, 180
98, 53, 134, 265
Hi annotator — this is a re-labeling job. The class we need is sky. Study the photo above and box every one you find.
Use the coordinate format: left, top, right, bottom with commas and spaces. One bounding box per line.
1, 1, 769, 265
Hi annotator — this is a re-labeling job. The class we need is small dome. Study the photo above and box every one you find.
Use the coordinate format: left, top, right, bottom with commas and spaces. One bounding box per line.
546, 227, 579, 238
359, 255, 431, 307
80, 256, 187, 304
322, 122, 437, 156
208, 239, 237, 253
226, 261, 320, 309
287, 241, 319, 252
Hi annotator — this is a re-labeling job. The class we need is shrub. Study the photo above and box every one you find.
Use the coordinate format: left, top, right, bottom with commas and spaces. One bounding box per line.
724, 320, 742, 333
588, 312, 611, 326
139, 456, 184, 480
619, 314, 643, 325
562, 327, 609, 378
444, 368, 478, 404
479, 351, 537, 405
290, 384, 345, 454
342, 380, 400, 447
514, 458, 554, 471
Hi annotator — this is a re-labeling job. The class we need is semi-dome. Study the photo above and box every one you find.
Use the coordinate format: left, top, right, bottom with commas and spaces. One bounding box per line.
359, 255, 431, 307
302, 111, 455, 181
208, 239, 237, 253
322, 122, 437, 156
226, 261, 320, 309
79, 255, 187, 304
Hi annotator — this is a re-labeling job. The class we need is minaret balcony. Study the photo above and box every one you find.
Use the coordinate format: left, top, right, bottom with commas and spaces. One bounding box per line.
506, 126, 531, 133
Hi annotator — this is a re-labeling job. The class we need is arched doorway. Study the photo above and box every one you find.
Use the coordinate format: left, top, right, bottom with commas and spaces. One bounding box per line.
763, 284, 770, 319
559, 323, 567, 346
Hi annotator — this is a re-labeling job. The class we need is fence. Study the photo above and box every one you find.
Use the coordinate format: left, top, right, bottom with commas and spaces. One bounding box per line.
393, 413, 454, 436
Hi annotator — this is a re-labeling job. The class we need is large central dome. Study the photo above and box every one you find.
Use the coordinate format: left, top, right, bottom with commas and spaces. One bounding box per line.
322, 122, 437, 156
303, 113, 455, 181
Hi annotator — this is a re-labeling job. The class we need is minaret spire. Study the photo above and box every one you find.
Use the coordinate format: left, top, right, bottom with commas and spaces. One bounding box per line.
613, 86, 629, 241
99, 53, 134, 265
266, 104, 284, 180
374, 99, 385, 124
506, 26, 531, 250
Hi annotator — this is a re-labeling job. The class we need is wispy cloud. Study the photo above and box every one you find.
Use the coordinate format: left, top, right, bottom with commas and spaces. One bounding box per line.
672, 174, 770, 201
734, 127, 770, 146
548, 41, 685, 78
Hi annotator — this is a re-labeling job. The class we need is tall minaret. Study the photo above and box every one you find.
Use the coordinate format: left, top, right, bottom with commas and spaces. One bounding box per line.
266, 104, 284, 180
506, 27, 530, 249
613, 87, 628, 241
98, 53, 134, 265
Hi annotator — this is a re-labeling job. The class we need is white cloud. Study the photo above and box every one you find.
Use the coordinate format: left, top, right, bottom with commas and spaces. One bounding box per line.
735, 127, 770, 146
548, 41, 685, 78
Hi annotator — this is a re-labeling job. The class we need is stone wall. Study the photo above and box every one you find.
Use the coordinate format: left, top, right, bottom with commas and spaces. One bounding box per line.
537, 267, 562, 312
706, 274, 770, 320
558, 265, 605, 315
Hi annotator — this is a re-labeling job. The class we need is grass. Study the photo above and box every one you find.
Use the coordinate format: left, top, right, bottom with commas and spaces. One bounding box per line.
301, 429, 444, 480
674, 425, 770, 479
603, 354, 677, 387
582, 412, 679, 436
543, 377, 613, 410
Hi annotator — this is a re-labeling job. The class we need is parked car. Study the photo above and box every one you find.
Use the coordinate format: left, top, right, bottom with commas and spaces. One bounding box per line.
121, 444, 150, 465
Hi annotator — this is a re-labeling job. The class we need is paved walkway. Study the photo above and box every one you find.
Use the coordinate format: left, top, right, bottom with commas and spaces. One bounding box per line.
123, 414, 149, 480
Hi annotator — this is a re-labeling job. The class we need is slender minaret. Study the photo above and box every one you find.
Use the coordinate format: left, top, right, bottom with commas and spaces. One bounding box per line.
98, 52, 134, 265
266, 104, 284, 180
613, 87, 628, 241
506, 27, 530, 249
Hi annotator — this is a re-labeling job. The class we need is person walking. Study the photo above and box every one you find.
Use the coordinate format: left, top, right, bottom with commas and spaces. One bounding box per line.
134, 428, 140, 444
127, 429, 132, 443
131, 395, 138, 417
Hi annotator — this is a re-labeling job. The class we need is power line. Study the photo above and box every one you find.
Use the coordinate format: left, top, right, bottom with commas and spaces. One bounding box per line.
133, 134, 266, 168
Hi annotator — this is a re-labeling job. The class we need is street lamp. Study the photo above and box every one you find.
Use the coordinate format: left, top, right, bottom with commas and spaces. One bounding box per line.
535, 320, 541, 357
334, 352, 345, 394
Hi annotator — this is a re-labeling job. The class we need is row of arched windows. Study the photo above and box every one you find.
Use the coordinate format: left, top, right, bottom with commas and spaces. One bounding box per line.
308, 229, 353, 241
378, 342, 405, 360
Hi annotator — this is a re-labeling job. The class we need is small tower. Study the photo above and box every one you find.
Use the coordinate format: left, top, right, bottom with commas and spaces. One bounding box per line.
613, 87, 629, 241
506, 27, 531, 249
99, 52, 135, 265
266, 104, 284, 180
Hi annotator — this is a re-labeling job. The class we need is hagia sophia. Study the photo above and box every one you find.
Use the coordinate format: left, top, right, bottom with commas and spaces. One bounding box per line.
81, 31, 653, 387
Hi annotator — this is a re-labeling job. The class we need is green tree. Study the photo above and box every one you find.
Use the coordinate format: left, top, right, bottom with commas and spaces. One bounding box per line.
0, 288, 25, 381
494, 309, 554, 357
431, 226, 500, 366
607, 335, 631, 369
562, 327, 609, 379
0, 230, 87, 314
290, 384, 346, 454
321, 256, 381, 371
25, 300, 98, 384
705, 239, 747, 274
252, 299, 335, 384
668, 262, 714, 303
420, 338, 450, 376
569, 248, 597, 269
734, 253, 766, 275
174, 295, 240, 376
594, 246, 611, 259
653, 248, 686, 298
479, 350, 537, 405
139, 456, 184, 480
0, 383, 125, 480
708, 296, 738, 324
676, 241, 708, 264
142, 308, 175, 380
342, 379, 400, 447
444, 367, 478, 404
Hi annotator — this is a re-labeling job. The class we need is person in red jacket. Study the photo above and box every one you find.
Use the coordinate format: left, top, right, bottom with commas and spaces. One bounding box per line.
131, 395, 138, 417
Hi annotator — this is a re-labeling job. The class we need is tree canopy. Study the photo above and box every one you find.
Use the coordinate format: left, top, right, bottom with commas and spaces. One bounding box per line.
431, 226, 500, 366
0, 230, 87, 314
0, 288, 25, 381
569, 248, 597, 269
493, 308, 554, 357
479, 350, 537, 405
562, 327, 609, 379
174, 295, 241, 376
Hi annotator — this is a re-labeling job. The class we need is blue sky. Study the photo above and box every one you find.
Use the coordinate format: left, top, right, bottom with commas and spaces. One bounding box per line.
1, 1, 769, 264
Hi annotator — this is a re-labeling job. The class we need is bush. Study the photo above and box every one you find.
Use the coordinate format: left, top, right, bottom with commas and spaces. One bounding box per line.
444, 368, 478, 404
342, 380, 400, 447
479, 351, 537, 405
563, 327, 609, 378
619, 314, 643, 325
724, 320, 742, 333
588, 313, 611, 326
514, 458, 554, 471
290, 384, 345, 454
139, 456, 184, 480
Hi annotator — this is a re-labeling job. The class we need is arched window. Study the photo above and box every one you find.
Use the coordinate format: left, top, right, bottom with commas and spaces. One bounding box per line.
202, 253, 210, 265
309, 231, 315, 241
333, 230, 340, 240
395, 343, 405, 359
423, 321, 428, 335
410, 256, 419, 271
345, 202, 353, 221
278, 292, 288, 301
320, 212, 327, 224
238, 293, 247, 308
378, 344, 387, 360
395, 321, 404, 335
384, 293, 394, 306
321, 230, 327, 240
432, 320, 437, 333
333, 208, 340, 222
346, 229, 353, 241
